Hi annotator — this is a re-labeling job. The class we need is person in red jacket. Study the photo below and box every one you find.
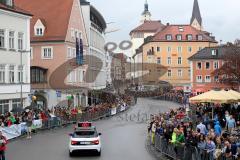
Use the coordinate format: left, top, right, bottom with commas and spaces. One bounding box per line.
0, 131, 7, 160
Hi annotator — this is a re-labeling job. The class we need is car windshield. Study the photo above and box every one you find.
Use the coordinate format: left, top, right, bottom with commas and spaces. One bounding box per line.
73, 130, 97, 138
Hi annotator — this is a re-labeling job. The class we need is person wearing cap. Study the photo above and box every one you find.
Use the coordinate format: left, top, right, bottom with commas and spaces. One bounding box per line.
0, 131, 7, 160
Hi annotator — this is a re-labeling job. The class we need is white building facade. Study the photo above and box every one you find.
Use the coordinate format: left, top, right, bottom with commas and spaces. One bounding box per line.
0, 1, 32, 113
81, 0, 107, 90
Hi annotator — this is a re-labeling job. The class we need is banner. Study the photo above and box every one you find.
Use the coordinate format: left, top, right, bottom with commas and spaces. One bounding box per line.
76, 38, 83, 65
1, 125, 22, 140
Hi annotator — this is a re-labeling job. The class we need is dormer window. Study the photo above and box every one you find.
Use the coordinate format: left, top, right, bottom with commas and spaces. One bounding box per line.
178, 26, 184, 32
34, 19, 45, 36
36, 28, 43, 36
197, 34, 203, 41
166, 34, 172, 41
176, 34, 182, 41
212, 49, 218, 56
187, 34, 193, 41
6, 0, 13, 7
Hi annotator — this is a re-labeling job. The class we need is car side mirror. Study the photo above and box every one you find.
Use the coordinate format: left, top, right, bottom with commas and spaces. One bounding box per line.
69, 133, 73, 137
98, 133, 102, 136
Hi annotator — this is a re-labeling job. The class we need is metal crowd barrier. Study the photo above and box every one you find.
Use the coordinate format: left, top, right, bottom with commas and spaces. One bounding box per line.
151, 134, 200, 160
150, 134, 240, 160
30, 102, 133, 134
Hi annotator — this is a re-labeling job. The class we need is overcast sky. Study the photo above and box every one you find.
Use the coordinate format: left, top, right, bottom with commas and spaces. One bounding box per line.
89, 0, 240, 52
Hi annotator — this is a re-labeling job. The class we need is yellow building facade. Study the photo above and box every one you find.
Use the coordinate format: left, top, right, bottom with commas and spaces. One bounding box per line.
142, 33, 217, 87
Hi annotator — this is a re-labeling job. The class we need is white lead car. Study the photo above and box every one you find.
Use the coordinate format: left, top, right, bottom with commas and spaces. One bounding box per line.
68, 122, 102, 157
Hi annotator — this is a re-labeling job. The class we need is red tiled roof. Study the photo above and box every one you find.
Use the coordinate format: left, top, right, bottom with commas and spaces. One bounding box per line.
130, 20, 165, 35
0, 3, 32, 16
15, 0, 74, 42
152, 25, 217, 42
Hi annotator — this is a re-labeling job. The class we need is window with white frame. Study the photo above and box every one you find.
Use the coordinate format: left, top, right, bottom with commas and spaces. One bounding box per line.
36, 28, 43, 36
178, 57, 182, 65
72, 70, 77, 83
167, 57, 171, 65
78, 69, 83, 82
9, 65, 14, 83
205, 62, 210, 70
42, 47, 53, 59
0, 29, 5, 48
197, 35, 203, 41
12, 99, 21, 109
196, 75, 202, 82
18, 65, 23, 83
18, 32, 23, 50
167, 70, 172, 77
157, 57, 161, 64
205, 75, 211, 83
0, 100, 9, 114
177, 46, 182, 53
214, 61, 219, 69
67, 47, 72, 59
9, 31, 15, 49
176, 34, 182, 41
67, 69, 72, 83
166, 34, 172, 40
72, 48, 76, 58
74, 30, 78, 38
0, 65, 5, 83
167, 46, 172, 53
6, 0, 13, 6
178, 69, 183, 77
71, 28, 74, 38
188, 46, 192, 53
78, 31, 82, 39
187, 34, 193, 41
197, 62, 202, 69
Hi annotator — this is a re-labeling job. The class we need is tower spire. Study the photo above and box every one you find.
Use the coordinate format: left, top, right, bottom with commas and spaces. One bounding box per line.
141, 0, 151, 23
190, 0, 203, 30
144, 0, 148, 12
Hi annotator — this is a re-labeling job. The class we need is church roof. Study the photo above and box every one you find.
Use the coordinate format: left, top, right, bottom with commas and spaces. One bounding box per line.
130, 20, 165, 35
190, 0, 202, 25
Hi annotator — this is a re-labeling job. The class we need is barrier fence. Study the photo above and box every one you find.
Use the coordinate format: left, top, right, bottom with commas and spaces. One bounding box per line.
149, 134, 239, 160
1, 100, 134, 140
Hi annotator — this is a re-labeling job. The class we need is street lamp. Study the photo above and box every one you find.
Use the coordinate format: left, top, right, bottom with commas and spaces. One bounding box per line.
19, 50, 30, 108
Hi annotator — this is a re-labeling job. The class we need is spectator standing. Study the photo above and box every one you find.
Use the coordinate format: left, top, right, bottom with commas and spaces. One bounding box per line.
197, 121, 208, 135
0, 131, 7, 160
227, 115, 236, 134
205, 136, 216, 160
26, 112, 33, 139
214, 121, 222, 136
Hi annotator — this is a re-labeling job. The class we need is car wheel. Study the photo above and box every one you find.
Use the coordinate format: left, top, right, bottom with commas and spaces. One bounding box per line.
69, 151, 73, 157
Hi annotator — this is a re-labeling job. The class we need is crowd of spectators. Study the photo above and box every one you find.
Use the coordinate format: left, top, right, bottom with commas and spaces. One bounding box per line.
0, 94, 133, 129
149, 104, 240, 160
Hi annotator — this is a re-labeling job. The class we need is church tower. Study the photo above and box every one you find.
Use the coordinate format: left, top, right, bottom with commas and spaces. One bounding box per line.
141, 0, 151, 23
190, 0, 203, 30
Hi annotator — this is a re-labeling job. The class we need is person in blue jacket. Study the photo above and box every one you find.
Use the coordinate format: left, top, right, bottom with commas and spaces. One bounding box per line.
214, 121, 222, 136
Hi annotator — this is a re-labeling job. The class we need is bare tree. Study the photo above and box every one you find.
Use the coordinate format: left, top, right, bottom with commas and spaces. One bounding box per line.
212, 43, 240, 86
